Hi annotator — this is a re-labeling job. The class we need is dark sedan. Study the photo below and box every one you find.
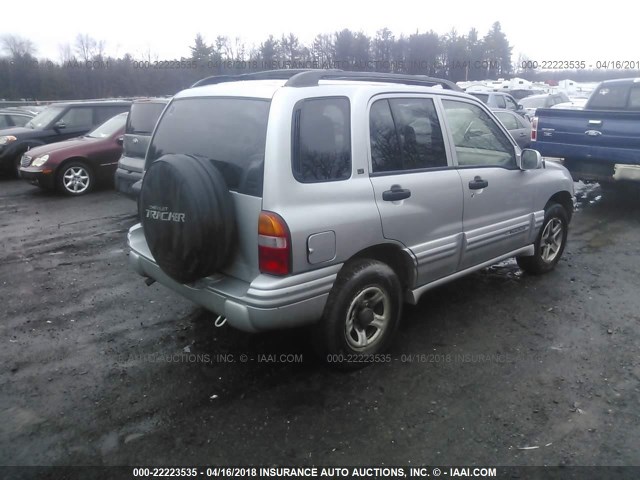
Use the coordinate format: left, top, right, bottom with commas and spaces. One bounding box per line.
19, 113, 127, 195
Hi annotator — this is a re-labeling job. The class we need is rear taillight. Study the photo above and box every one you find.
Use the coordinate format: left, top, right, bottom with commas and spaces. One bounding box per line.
531, 117, 538, 142
258, 211, 291, 275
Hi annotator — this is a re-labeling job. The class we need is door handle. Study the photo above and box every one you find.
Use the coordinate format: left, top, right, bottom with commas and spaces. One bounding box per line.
588, 119, 602, 126
382, 185, 411, 201
519, 132, 526, 136
469, 176, 488, 190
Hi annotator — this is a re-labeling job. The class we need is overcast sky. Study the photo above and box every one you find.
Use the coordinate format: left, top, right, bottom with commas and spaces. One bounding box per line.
3, 0, 629, 68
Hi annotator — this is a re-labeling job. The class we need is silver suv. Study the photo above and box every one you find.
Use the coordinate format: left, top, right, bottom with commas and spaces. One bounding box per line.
127, 70, 574, 367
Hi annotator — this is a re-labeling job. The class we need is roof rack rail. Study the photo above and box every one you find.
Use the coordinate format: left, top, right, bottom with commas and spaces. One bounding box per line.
191, 69, 315, 88
284, 70, 462, 91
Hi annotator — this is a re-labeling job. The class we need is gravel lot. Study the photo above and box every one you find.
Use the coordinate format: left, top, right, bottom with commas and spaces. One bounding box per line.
1, 177, 639, 468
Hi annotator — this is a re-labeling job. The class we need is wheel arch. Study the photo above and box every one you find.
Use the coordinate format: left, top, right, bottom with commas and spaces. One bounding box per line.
345, 243, 416, 290
546, 190, 573, 222
57, 156, 93, 176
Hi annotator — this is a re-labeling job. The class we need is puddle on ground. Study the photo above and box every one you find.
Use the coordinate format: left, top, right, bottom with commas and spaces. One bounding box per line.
480, 258, 523, 280
574, 181, 603, 210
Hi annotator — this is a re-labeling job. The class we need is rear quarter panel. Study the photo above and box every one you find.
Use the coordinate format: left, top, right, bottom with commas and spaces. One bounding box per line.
261, 87, 389, 275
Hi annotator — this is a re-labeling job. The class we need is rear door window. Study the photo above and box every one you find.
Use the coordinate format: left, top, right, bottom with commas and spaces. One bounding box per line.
628, 87, 640, 109
59, 107, 93, 128
292, 97, 351, 183
370, 98, 448, 173
147, 98, 270, 196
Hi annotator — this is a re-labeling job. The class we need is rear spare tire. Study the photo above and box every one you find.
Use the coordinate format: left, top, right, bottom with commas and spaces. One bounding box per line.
139, 154, 236, 283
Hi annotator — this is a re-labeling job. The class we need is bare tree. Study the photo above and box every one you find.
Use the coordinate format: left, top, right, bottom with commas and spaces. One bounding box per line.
58, 42, 75, 64
1, 34, 36, 57
75, 34, 98, 62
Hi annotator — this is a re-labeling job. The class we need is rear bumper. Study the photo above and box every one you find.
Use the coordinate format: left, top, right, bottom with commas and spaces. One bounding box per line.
114, 167, 142, 199
613, 164, 640, 182
545, 157, 640, 184
127, 224, 340, 332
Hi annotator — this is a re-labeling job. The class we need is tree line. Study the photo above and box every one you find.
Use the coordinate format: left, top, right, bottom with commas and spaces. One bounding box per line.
0, 25, 636, 101
0, 24, 512, 100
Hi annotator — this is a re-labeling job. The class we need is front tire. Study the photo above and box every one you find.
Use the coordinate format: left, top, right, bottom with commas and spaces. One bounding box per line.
517, 203, 568, 274
57, 162, 94, 196
314, 259, 402, 369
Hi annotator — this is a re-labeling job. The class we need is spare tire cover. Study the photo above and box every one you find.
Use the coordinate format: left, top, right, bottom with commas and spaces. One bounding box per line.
139, 154, 236, 283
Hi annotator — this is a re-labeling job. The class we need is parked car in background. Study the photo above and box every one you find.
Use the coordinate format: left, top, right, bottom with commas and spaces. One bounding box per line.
550, 98, 588, 110
506, 89, 543, 101
492, 108, 532, 149
0, 108, 36, 130
468, 91, 525, 115
19, 112, 127, 195
9, 105, 48, 116
115, 98, 169, 199
532, 78, 640, 186
0, 100, 131, 176
519, 93, 570, 118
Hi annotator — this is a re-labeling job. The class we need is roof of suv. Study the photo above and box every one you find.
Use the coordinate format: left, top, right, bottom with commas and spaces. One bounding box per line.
179, 78, 472, 101
180, 69, 467, 101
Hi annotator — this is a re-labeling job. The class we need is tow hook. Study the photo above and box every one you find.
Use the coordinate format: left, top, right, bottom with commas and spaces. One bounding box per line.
214, 315, 227, 327
144, 277, 156, 286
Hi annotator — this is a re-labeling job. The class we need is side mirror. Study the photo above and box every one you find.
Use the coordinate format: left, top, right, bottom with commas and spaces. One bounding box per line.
116, 136, 124, 146
517, 104, 524, 111
54, 121, 66, 130
520, 149, 543, 170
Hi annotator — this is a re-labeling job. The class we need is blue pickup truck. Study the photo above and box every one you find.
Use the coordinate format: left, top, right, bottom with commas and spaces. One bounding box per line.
532, 78, 640, 185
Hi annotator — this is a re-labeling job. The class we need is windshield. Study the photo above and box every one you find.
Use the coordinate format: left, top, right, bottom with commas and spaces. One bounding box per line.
127, 102, 166, 134
519, 96, 548, 108
25, 106, 64, 129
87, 113, 127, 138
147, 98, 270, 196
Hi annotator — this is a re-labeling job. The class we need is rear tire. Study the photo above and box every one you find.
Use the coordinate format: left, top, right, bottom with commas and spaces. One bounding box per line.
517, 203, 568, 274
314, 259, 402, 370
57, 161, 94, 196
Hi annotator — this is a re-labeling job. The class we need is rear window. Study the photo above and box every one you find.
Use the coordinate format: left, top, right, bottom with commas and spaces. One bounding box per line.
589, 85, 629, 110
470, 93, 489, 104
127, 102, 167, 135
147, 98, 270, 197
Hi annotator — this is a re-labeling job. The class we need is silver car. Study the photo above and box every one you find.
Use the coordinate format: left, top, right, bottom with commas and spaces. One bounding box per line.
492, 108, 532, 149
127, 70, 574, 368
